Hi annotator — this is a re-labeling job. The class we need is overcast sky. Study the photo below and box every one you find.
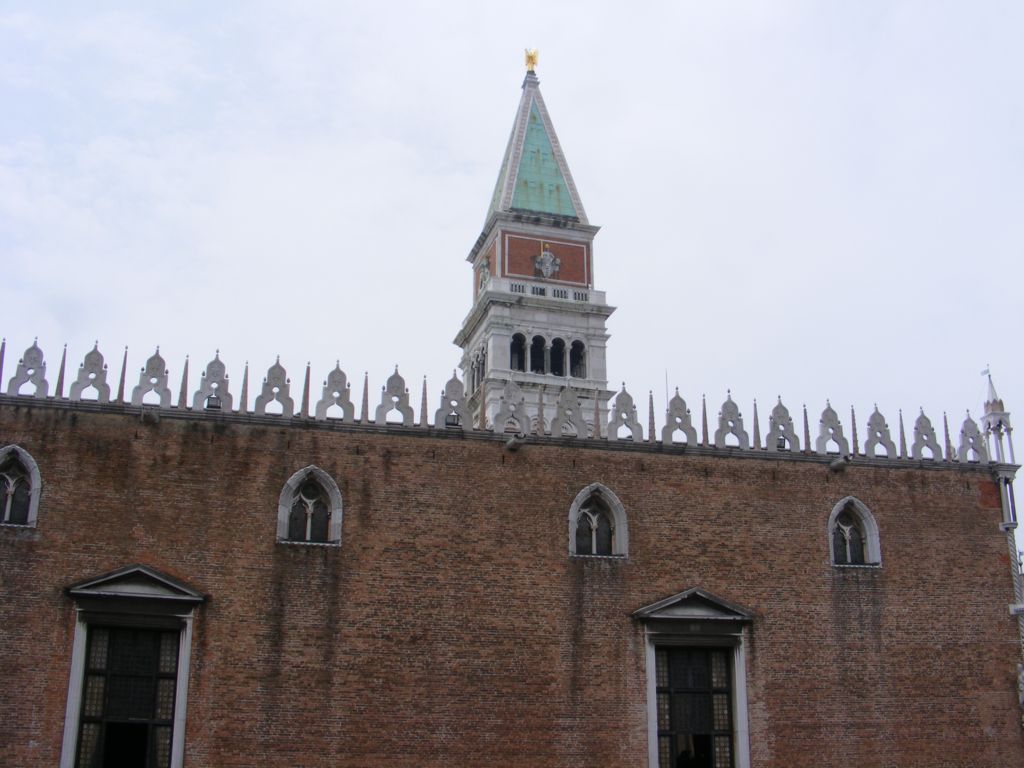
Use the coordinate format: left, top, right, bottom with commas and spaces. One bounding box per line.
2, 2, 1022, 471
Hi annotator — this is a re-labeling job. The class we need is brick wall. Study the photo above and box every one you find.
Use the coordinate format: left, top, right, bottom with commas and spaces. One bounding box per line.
1, 400, 1021, 767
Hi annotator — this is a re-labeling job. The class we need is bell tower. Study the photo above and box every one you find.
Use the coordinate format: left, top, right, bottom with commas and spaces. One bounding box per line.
454, 55, 614, 433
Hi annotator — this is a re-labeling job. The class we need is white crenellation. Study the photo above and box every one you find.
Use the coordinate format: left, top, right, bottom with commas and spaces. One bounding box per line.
662, 389, 698, 445
815, 401, 850, 455
551, 386, 587, 438
492, 380, 529, 434
0, 339, 1008, 459
69, 343, 111, 403
957, 413, 989, 463
314, 364, 355, 422
6, 340, 48, 398
433, 373, 472, 432
253, 358, 294, 417
374, 368, 414, 426
766, 398, 800, 453
607, 385, 642, 442
911, 410, 942, 460
130, 349, 171, 408
864, 407, 897, 458
192, 353, 232, 412
714, 393, 750, 450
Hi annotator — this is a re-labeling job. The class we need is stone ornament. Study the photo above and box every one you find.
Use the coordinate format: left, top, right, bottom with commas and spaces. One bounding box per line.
550, 386, 585, 438
815, 401, 849, 455
69, 343, 111, 403
6, 340, 48, 398
534, 246, 560, 279
607, 385, 642, 442
864, 407, 897, 458
254, 357, 294, 417
911, 410, 942, 460
766, 398, 800, 452
492, 380, 529, 433
433, 373, 472, 431
374, 368, 414, 426
193, 352, 233, 412
314, 364, 355, 422
714, 393, 750, 450
957, 413, 989, 463
662, 389, 698, 445
130, 349, 171, 407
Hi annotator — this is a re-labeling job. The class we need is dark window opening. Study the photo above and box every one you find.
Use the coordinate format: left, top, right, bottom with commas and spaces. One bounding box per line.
833, 508, 866, 565
575, 514, 593, 555
550, 338, 566, 377
530, 336, 546, 374
288, 480, 330, 543
570, 341, 586, 378
76, 626, 178, 768
1, 455, 31, 525
510, 334, 526, 372
656, 647, 733, 768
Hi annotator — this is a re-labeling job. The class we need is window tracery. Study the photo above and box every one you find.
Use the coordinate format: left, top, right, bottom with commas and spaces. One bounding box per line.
568, 483, 628, 557
277, 466, 343, 545
828, 496, 881, 566
0, 445, 40, 527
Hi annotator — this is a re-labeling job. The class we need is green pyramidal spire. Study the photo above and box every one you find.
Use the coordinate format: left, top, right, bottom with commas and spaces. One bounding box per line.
486, 70, 587, 224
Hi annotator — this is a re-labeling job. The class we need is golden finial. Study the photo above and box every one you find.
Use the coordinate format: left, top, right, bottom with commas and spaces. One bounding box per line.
525, 48, 539, 73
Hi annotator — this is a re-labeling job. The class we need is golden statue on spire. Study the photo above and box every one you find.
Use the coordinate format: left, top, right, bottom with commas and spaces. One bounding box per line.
525, 48, 539, 73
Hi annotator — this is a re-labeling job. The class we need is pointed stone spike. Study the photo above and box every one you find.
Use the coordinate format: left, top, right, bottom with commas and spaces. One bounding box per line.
0, 338, 6, 384
752, 399, 761, 449
177, 355, 189, 409
591, 390, 601, 439
701, 395, 709, 447
645, 391, 654, 442
536, 385, 545, 436
420, 376, 429, 428
54, 343, 67, 399
943, 411, 953, 461
898, 409, 908, 459
851, 405, 859, 455
802, 404, 811, 454
360, 372, 370, 422
237, 362, 249, 411
300, 362, 311, 418
116, 346, 128, 403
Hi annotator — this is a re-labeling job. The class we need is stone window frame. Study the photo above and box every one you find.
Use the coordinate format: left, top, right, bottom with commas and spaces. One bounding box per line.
59, 565, 205, 768
0, 443, 42, 528
634, 588, 753, 768
827, 495, 882, 567
276, 465, 343, 546
567, 482, 629, 557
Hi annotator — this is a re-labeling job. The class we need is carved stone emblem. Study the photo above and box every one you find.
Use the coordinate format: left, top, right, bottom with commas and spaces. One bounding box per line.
534, 246, 560, 279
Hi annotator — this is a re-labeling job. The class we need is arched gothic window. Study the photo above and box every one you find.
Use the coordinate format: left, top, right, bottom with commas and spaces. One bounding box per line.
568, 483, 628, 557
569, 340, 586, 378
550, 338, 566, 377
510, 334, 526, 372
530, 336, 546, 374
0, 445, 40, 527
828, 496, 881, 566
277, 466, 343, 545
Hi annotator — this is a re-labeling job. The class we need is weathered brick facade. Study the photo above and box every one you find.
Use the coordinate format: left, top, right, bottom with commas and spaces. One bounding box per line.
1, 398, 1022, 767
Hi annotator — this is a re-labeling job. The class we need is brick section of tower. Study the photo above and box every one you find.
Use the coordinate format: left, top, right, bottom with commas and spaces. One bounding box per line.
1, 400, 1022, 767
504, 234, 589, 285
